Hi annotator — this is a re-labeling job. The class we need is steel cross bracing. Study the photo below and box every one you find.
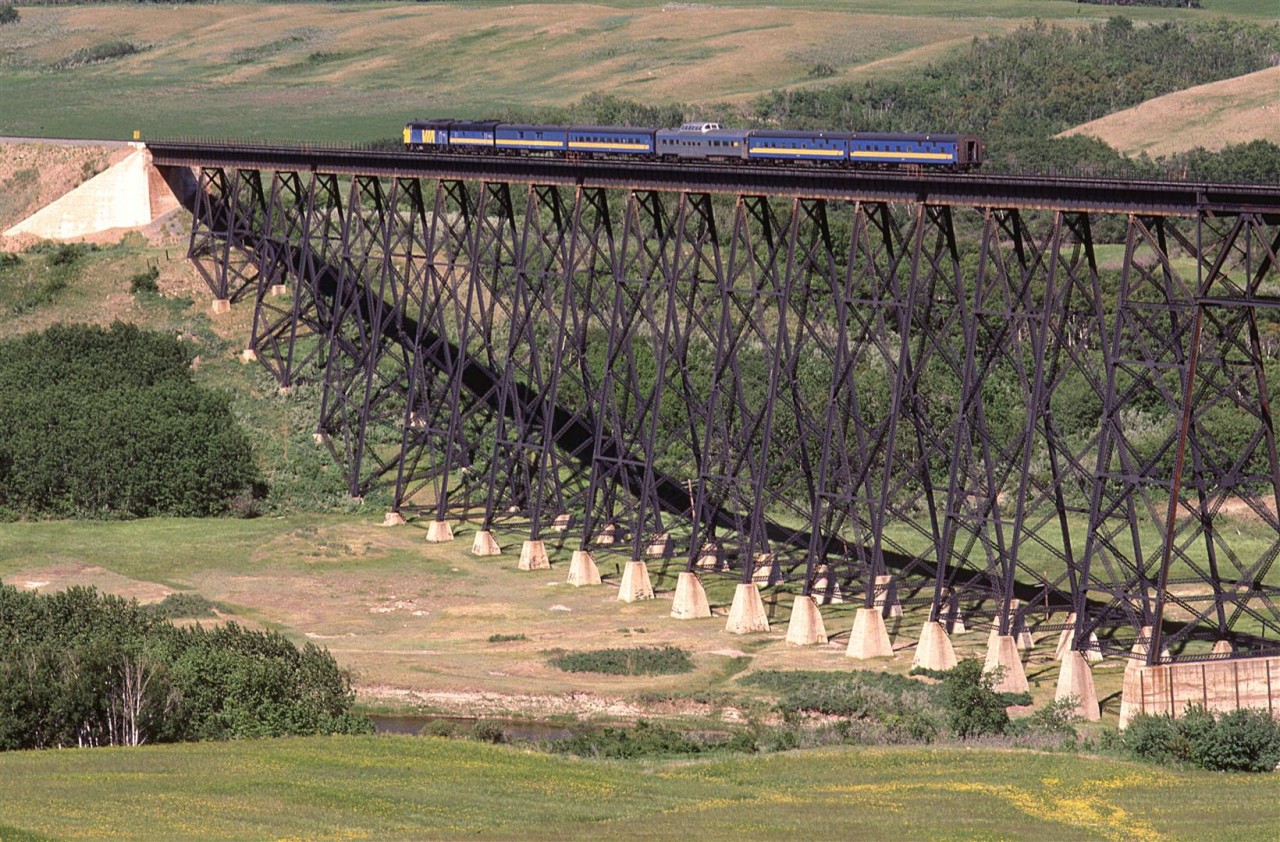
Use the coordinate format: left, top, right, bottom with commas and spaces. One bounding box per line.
173, 156, 1280, 665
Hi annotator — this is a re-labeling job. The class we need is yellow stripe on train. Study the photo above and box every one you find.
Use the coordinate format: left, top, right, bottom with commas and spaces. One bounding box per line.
850, 150, 955, 161
497, 138, 567, 148
748, 147, 844, 157
568, 140, 650, 149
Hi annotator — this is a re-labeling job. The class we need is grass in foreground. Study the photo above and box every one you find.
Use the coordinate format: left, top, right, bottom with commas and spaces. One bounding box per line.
1, 735, 1277, 840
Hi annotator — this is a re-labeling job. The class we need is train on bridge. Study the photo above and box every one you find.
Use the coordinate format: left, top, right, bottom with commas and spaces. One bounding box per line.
404, 119, 984, 171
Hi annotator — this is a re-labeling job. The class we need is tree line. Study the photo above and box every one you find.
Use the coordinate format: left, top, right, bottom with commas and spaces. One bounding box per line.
0, 322, 261, 519
0, 584, 371, 751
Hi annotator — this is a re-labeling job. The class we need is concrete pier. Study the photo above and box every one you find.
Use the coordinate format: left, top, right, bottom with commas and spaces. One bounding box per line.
551, 513, 571, 532
1055, 650, 1101, 721
846, 607, 893, 659
381, 510, 406, 527
670, 571, 711, 619
646, 532, 672, 558
911, 620, 957, 671
567, 550, 601, 586
425, 520, 454, 543
983, 634, 1029, 694
750, 554, 778, 586
725, 583, 769, 634
785, 595, 827, 645
873, 575, 902, 618
617, 561, 655, 602
518, 539, 551, 571
596, 524, 618, 545
1119, 655, 1280, 729
471, 530, 502, 556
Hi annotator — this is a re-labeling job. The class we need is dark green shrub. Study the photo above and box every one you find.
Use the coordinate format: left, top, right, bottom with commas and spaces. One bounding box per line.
0, 5, 19, 25
130, 266, 160, 294
1191, 708, 1280, 773
419, 719, 458, 738
0, 584, 370, 750
143, 592, 220, 619
1122, 712, 1191, 763
0, 323, 261, 518
549, 645, 694, 676
469, 721, 507, 744
553, 719, 748, 759
487, 633, 527, 643
939, 659, 1010, 738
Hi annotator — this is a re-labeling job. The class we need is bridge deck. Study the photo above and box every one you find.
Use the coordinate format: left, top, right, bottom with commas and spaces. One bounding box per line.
146, 140, 1280, 217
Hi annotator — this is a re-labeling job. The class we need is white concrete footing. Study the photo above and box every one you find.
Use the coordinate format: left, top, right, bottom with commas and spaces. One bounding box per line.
725, 583, 770, 634
846, 606, 894, 659
751, 554, 778, 586
617, 561, 655, 602
518, 539, 551, 570
911, 620, 957, 671
873, 574, 902, 618
471, 530, 502, 556
596, 524, 618, 545
983, 633, 1030, 694
566, 550, 601, 586
810, 566, 844, 604
240, 348, 258, 364
785, 595, 827, 645
1053, 612, 1078, 661
381, 510, 406, 527
269, 284, 288, 298
211, 298, 231, 315
425, 520, 455, 543
695, 543, 724, 571
1125, 625, 1171, 678
646, 532, 672, 557
671, 571, 712, 619
1212, 639, 1234, 656
551, 513, 571, 532
1055, 650, 1101, 721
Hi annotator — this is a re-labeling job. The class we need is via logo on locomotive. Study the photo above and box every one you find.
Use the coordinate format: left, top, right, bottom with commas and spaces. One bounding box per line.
404, 119, 984, 170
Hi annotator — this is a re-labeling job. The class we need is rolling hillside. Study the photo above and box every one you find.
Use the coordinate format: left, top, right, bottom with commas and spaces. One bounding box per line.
1060, 65, 1280, 158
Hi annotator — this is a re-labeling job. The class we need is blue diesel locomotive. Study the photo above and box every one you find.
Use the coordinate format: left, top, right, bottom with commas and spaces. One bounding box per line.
404, 119, 984, 170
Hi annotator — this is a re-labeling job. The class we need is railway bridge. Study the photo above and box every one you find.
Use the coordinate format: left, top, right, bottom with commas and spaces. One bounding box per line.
147, 140, 1280, 723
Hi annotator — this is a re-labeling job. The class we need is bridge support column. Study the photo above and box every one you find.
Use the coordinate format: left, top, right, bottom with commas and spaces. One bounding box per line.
425, 520, 454, 543
471, 530, 502, 556
846, 607, 893, 660
567, 550, 601, 586
518, 540, 550, 571
725, 583, 769, 634
617, 561, 654, 603
381, 511, 406, 527
873, 575, 902, 618
983, 634, 1029, 693
911, 621, 957, 671
1055, 651, 1100, 721
671, 571, 711, 619
1120, 656, 1280, 729
785, 595, 827, 645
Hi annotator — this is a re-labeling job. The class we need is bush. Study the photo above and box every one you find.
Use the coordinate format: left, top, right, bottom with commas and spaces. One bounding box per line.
1192, 708, 1280, 773
1123, 706, 1280, 772
143, 592, 220, 620
0, 5, 18, 25
0, 323, 261, 518
469, 721, 507, 744
0, 584, 370, 750
548, 645, 694, 676
939, 659, 1010, 738
553, 719, 751, 759
130, 266, 160, 294
487, 633, 526, 643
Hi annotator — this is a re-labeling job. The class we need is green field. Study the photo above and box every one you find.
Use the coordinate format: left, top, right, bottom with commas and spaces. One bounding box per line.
0, 1, 1272, 142
1, 735, 1277, 841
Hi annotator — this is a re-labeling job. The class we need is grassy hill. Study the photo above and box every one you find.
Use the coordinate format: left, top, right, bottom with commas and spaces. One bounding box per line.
1, 735, 1277, 840
0, 1, 1272, 142
1060, 65, 1280, 158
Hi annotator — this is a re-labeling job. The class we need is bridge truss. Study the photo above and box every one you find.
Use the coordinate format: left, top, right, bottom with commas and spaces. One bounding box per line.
152, 144, 1280, 684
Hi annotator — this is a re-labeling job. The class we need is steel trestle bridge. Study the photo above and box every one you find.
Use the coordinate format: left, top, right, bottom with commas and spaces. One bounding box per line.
149, 140, 1280, 711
